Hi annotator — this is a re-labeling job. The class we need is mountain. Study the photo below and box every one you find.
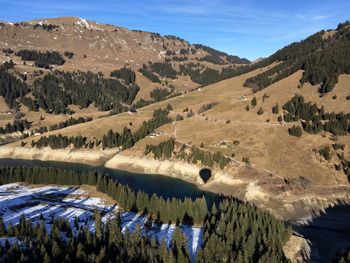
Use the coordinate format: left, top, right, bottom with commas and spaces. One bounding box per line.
0, 16, 252, 133
1, 18, 350, 219
244, 21, 350, 93
0, 16, 249, 104
1, 16, 350, 263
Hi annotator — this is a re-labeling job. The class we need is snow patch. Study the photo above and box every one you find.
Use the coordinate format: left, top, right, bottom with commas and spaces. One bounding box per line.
0, 183, 203, 258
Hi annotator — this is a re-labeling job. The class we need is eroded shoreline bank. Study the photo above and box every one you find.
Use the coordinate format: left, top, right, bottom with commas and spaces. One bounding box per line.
0, 146, 349, 222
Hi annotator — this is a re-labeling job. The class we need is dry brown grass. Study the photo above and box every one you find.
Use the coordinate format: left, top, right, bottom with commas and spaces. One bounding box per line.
3, 47, 350, 189
122, 67, 350, 185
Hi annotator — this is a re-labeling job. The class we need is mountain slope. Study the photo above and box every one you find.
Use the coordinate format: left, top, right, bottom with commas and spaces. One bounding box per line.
1, 19, 350, 221
244, 21, 350, 93
0, 16, 251, 133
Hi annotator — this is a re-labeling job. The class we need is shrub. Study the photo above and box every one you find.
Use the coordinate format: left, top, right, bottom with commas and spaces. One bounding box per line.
257, 107, 264, 115
288, 125, 303, 137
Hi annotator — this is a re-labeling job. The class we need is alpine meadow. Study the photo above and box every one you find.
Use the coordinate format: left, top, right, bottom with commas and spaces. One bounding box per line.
0, 1, 349, 262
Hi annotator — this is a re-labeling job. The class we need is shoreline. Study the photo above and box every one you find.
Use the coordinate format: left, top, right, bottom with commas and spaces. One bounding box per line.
1, 146, 350, 223
0, 146, 243, 187
105, 154, 204, 185
0, 146, 114, 166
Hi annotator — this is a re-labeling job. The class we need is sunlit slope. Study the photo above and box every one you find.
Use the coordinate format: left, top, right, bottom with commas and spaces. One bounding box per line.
18, 63, 350, 186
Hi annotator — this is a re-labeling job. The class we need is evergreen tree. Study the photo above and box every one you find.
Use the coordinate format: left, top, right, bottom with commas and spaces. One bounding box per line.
272, 103, 279, 114
251, 97, 257, 107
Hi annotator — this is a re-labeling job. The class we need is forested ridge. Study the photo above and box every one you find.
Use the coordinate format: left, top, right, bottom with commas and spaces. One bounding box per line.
282, 95, 350, 136
194, 44, 250, 65
27, 70, 139, 114
1, 21, 349, 118
0, 165, 291, 262
282, 95, 350, 179
244, 21, 350, 93
15, 49, 65, 68
0, 64, 140, 115
141, 22, 350, 88
0, 66, 29, 108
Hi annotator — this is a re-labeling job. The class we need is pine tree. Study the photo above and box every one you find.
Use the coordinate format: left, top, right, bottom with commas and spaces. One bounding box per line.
251, 97, 257, 107
94, 209, 102, 239
0, 217, 6, 236
272, 103, 279, 114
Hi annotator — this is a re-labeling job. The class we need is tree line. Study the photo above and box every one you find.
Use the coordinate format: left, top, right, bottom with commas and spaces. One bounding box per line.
110, 67, 136, 85
283, 95, 350, 136
149, 62, 177, 79
194, 44, 250, 64
145, 138, 175, 159
102, 108, 172, 150
138, 66, 161, 83
145, 138, 231, 170
15, 49, 65, 66
0, 119, 31, 134
178, 62, 261, 87
27, 70, 139, 114
32, 134, 87, 149
0, 165, 208, 225
28, 108, 171, 150
0, 212, 191, 263
132, 98, 154, 109
0, 66, 29, 109
150, 87, 173, 102
244, 22, 350, 93
198, 102, 218, 114
0, 165, 291, 262
33, 23, 59, 31
28, 116, 93, 136
48, 116, 93, 131
177, 145, 231, 169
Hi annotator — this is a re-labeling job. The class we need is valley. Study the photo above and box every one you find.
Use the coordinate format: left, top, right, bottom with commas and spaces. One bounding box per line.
0, 15, 349, 262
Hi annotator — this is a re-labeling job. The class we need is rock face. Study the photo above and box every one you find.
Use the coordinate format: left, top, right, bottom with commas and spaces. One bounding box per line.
283, 235, 311, 263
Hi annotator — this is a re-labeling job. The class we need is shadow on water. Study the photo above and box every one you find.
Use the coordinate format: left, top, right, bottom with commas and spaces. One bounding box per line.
293, 201, 350, 263
0, 158, 217, 202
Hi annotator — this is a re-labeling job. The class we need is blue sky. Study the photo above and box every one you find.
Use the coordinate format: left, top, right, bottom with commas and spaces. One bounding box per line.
0, 0, 349, 60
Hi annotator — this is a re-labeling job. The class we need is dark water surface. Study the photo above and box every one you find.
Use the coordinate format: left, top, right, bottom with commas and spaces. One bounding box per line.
0, 158, 215, 201
1, 159, 349, 261
294, 203, 350, 263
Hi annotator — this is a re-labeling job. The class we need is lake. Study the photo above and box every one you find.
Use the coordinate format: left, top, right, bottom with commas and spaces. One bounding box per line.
0, 158, 216, 201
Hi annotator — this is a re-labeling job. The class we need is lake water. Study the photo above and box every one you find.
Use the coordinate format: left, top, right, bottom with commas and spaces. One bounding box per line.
1, 159, 349, 261
0, 158, 216, 201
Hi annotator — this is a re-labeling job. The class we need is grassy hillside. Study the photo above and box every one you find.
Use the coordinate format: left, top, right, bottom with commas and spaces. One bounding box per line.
15, 63, 350, 188
0, 20, 349, 203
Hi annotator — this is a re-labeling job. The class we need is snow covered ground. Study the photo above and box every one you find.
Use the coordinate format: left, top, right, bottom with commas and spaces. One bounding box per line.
0, 183, 203, 258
